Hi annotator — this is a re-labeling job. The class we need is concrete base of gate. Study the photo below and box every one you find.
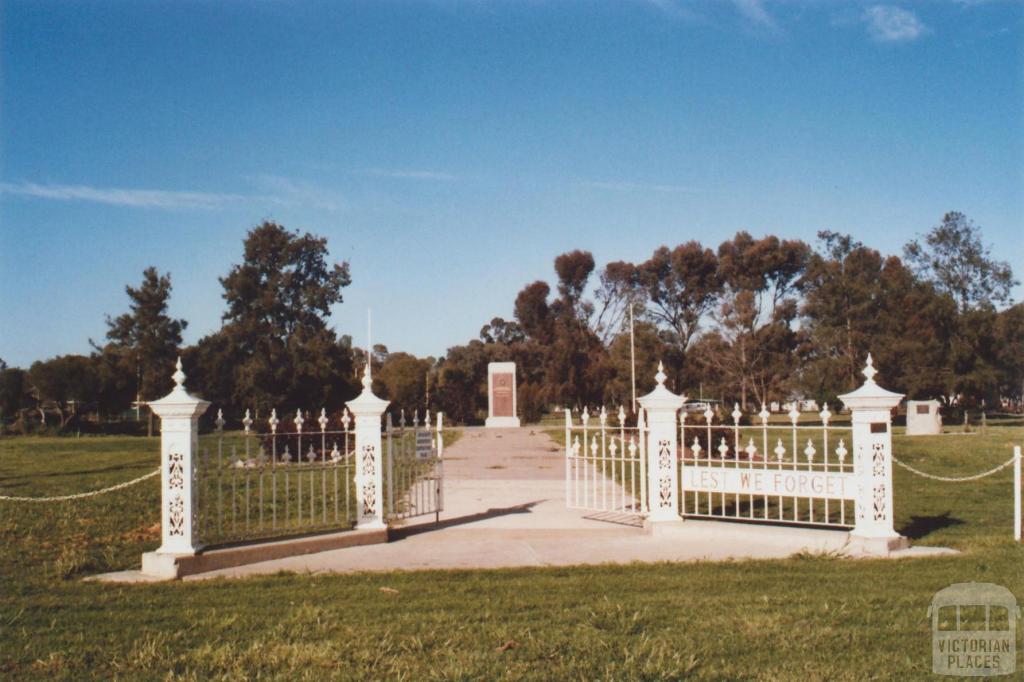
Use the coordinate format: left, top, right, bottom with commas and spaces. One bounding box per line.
174, 517, 953, 580
642, 518, 686, 536
847, 533, 910, 557
92, 528, 389, 582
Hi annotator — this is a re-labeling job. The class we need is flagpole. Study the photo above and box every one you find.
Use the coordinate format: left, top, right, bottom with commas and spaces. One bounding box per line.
630, 302, 637, 414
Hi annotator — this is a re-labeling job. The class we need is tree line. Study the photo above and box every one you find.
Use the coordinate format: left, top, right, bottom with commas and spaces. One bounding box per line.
1, 213, 1020, 433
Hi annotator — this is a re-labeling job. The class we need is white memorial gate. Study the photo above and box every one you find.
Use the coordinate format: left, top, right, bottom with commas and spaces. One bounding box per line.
133, 351, 1022, 578
565, 355, 908, 552
142, 359, 444, 578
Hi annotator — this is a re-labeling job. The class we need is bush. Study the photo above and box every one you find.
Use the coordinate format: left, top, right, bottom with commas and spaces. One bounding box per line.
519, 382, 546, 424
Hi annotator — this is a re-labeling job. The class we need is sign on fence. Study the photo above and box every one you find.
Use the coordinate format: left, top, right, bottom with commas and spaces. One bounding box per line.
416, 431, 434, 460
681, 466, 855, 500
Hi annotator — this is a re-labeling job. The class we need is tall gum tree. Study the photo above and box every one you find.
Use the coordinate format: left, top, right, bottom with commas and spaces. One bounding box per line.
99, 267, 187, 434
188, 221, 355, 413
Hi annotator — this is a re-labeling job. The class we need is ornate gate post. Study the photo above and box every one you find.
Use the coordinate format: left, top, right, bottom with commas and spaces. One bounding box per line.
346, 364, 389, 530
638, 362, 686, 527
142, 359, 210, 578
839, 354, 908, 554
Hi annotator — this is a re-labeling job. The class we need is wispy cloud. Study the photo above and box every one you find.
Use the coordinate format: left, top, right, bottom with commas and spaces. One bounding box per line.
732, 0, 776, 29
863, 5, 927, 42
249, 174, 345, 212
356, 168, 457, 181
576, 180, 704, 194
0, 181, 247, 209
640, 0, 701, 21
0, 176, 350, 213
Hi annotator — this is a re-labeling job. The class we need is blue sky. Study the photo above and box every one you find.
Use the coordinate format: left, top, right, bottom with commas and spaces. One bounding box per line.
1, 0, 1021, 368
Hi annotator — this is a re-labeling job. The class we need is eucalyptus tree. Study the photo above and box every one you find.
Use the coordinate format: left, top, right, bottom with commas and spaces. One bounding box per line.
904, 213, 1018, 407
904, 212, 1016, 314
696, 232, 810, 409
189, 221, 356, 413
800, 232, 956, 404
635, 242, 721, 354
95, 267, 186, 433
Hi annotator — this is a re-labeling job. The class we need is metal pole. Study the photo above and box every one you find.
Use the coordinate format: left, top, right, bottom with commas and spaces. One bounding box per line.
630, 303, 637, 414
1014, 446, 1021, 542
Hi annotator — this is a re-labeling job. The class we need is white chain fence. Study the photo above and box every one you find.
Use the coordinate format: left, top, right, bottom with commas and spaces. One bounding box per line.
891, 454, 1019, 483
0, 468, 160, 503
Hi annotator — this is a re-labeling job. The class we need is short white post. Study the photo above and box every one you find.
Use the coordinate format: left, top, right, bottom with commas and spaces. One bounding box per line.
436, 411, 445, 511
564, 408, 572, 505
838, 354, 908, 554
1014, 446, 1021, 542
141, 359, 210, 578
345, 364, 389, 530
638, 362, 686, 528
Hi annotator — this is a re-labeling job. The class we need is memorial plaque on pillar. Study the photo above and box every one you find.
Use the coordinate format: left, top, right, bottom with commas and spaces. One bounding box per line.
485, 362, 520, 427
492, 373, 513, 417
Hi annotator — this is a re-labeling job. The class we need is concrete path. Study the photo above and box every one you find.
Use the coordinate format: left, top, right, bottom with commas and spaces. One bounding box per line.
187, 427, 952, 580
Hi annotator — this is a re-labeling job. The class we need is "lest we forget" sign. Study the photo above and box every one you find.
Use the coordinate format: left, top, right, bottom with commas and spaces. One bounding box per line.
681, 466, 855, 500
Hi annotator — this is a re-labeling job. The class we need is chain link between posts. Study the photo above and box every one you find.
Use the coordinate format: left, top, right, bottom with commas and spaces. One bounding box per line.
0, 468, 160, 502
891, 454, 1019, 483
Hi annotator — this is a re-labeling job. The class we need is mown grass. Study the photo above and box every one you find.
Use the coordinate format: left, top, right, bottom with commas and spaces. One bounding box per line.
1, 427, 1022, 680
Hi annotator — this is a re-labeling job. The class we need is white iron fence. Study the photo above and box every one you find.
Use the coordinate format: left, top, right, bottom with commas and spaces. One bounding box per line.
678, 403, 854, 527
145, 360, 425, 563
565, 356, 909, 547
385, 409, 444, 523
195, 407, 359, 546
564, 406, 647, 519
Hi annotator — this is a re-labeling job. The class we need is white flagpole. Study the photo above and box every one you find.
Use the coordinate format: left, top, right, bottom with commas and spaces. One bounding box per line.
367, 308, 372, 380
630, 302, 637, 414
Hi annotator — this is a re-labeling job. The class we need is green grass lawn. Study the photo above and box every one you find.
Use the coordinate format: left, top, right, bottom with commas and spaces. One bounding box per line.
1, 427, 1022, 679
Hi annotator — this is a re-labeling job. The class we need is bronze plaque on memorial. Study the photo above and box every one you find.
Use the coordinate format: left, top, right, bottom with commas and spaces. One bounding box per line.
492, 373, 514, 417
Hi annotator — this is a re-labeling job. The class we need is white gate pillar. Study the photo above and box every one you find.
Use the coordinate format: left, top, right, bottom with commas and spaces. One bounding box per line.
346, 364, 389, 530
141, 359, 210, 578
839, 354, 908, 554
638, 362, 686, 526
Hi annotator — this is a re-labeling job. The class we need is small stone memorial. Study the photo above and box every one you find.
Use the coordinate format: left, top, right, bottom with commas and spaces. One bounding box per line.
906, 399, 942, 435
485, 361, 520, 428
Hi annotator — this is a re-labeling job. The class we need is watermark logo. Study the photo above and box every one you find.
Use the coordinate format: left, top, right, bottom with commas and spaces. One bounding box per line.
929, 582, 1019, 676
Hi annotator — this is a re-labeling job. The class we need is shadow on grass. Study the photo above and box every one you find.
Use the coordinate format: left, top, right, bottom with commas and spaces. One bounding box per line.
899, 511, 964, 540
388, 501, 543, 539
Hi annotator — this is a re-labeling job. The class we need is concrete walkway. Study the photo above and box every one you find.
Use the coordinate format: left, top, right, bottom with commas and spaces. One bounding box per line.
187, 427, 953, 580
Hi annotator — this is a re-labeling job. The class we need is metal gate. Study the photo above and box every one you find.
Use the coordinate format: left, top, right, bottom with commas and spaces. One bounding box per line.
385, 410, 444, 523
563, 402, 856, 528
564, 406, 647, 519
677, 403, 855, 528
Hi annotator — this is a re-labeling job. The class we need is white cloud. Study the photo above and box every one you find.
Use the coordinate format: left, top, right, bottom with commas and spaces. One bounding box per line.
863, 5, 927, 42
356, 168, 456, 181
577, 180, 703, 194
249, 174, 345, 212
640, 0, 701, 21
0, 176, 351, 212
732, 0, 776, 29
0, 181, 247, 209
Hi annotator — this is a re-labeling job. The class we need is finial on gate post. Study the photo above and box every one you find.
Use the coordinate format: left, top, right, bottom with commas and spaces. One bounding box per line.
172, 356, 185, 389
655, 361, 667, 387
361, 360, 372, 391
862, 353, 878, 384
